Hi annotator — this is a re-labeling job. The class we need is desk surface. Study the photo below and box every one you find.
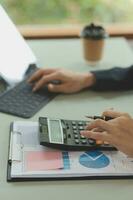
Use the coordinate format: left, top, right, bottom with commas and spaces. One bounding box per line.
0, 37, 133, 200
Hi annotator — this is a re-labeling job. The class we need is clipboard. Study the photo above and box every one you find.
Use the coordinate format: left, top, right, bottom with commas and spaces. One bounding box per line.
7, 121, 133, 182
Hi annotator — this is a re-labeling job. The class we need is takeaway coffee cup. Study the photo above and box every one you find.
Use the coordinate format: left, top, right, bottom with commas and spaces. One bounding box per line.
81, 23, 107, 65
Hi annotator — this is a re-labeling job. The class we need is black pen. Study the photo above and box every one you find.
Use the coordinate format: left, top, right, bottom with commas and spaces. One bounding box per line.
85, 115, 113, 121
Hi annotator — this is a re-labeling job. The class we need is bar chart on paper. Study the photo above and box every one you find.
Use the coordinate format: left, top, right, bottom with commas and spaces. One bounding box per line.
24, 150, 71, 172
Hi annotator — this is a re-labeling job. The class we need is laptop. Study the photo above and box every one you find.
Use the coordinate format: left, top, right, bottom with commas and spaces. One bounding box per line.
0, 5, 57, 118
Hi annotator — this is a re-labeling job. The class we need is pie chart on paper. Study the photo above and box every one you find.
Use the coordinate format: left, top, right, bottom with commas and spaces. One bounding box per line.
79, 150, 110, 169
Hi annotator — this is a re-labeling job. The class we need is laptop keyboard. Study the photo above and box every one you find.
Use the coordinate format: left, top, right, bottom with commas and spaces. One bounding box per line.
0, 66, 57, 118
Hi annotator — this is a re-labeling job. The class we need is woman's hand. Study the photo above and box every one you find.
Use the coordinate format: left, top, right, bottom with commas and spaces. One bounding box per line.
28, 68, 95, 93
81, 110, 133, 157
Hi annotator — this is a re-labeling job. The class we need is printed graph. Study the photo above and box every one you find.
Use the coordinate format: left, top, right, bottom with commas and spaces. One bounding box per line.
79, 150, 110, 169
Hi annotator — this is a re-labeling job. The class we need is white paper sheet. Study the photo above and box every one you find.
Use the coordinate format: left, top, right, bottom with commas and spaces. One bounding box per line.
10, 121, 133, 178
0, 5, 37, 84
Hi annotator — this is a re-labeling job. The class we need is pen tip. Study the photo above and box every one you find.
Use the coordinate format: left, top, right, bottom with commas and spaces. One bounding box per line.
85, 116, 93, 119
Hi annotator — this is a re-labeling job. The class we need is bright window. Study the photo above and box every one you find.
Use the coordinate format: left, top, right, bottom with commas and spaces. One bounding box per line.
1, 0, 133, 25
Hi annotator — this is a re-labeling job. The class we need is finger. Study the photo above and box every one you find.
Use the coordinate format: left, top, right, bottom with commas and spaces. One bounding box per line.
85, 124, 102, 132
102, 110, 129, 118
32, 73, 59, 91
92, 127, 103, 132
28, 69, 44, 83
81, 130, 110, 141
87, 119, 112, 132
28, 68, 56, 83
48, 83, 66, 93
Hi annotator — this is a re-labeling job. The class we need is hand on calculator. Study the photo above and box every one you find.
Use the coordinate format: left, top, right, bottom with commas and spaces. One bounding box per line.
81, 110, 133, 157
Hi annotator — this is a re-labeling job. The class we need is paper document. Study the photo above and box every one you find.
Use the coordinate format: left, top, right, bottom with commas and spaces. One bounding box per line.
8, 121, 133, 179
0, 5, 37, 84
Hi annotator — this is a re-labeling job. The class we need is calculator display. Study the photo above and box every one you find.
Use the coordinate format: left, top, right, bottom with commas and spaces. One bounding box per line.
49, 120, 63, 144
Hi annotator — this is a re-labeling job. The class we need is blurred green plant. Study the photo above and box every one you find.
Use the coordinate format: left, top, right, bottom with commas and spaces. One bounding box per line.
1, 0, 133, 24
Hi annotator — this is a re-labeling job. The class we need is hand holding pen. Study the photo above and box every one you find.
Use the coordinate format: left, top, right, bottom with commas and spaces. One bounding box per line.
85, 115, 113, 121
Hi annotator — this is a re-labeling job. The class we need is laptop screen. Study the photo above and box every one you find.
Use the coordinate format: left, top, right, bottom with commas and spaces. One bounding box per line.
0, 5, 37, 85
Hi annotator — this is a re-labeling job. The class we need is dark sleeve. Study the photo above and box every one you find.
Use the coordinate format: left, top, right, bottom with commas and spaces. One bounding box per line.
90, 65, 133, 91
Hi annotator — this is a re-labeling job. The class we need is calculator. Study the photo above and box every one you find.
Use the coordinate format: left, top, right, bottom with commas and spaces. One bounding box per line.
39, 117, 117, 151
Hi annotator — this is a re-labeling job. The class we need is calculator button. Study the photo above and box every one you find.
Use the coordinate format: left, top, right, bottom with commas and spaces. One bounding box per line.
75, 139, 79, 144
80, 135, 85, 139
72, 122, 76, 125
72, 126, 77, 130
81, 140, 87, 144
88, 139, 96, 145
74, 134, 79, 139
73, 130, 78, 134
78, 122, 83, 126
79, 126, 84, 130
